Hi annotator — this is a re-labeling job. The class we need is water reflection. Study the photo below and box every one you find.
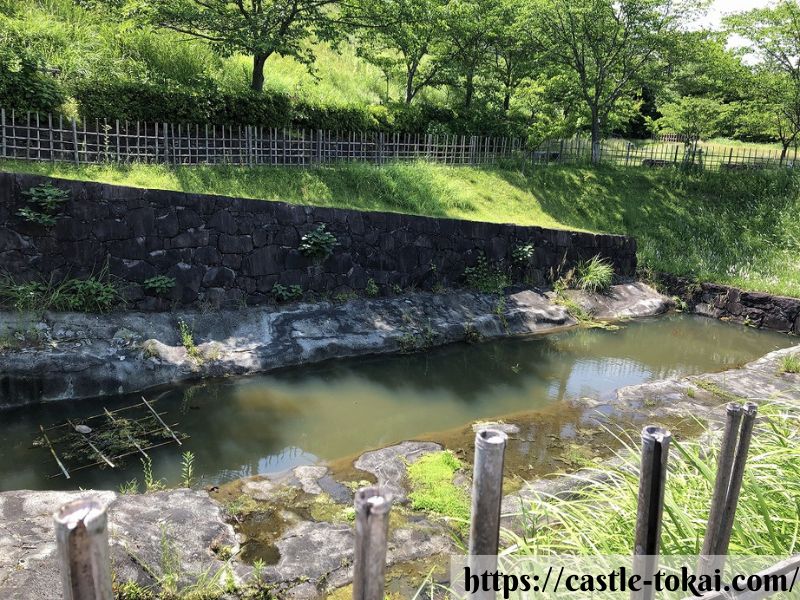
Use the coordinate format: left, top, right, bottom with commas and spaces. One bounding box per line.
0, 314, 792, 491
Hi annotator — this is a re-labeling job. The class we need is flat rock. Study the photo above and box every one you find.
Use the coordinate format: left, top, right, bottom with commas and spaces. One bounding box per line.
353, 441, 442, 502
0, 489, 241, 599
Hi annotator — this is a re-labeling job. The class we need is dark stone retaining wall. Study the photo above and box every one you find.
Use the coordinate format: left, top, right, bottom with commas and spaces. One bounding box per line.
656, 273, 800, 335
0, 172, 637, 310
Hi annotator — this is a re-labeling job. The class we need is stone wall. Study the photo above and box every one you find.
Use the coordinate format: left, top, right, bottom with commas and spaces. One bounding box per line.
656, 273, 800, 334
0, 172, 637, 310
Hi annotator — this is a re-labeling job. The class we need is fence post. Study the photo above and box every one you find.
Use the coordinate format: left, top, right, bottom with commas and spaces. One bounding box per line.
352, 486, 393, 600
468, 427, 508, 583
54, 497, 113, 600
714, 403, 757, 560
632, 426, 671, 600
698, 403, 742, 577
1, 108, 5, 159
71, 119, 80, 165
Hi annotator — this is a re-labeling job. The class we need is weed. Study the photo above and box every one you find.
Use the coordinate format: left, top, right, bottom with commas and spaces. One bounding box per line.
391, 283, 403, 295
299, 224, 337, 260
143, 275, 176, 297
142, 456, 166, 492
114, 579, 155, 600
333, 290, 358, 303
178, 319, 203, 361
464, 322, 482, 344
779, 354, 800, 374
398, 325, 437, 353
272, 283, 303, 303
574, 255, 614, 293
686, 387, 696, 398
0, 269, 120, 313
119, 479, 139, 495
226, 494, 260, 518
181, 451, 195, 488
365, 278, 379, 297
464, 254, 510, 294
18, 184, 69, 226
494, 297, 509, 332
512, 243, 535, 267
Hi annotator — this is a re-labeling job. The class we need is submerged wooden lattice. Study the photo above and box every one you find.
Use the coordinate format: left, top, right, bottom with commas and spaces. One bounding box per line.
33, 397, 188, 479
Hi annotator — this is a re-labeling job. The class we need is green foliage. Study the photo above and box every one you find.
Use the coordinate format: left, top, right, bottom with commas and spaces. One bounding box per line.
142, 456, 166, 492
464, 254, 511, 294
511, 403, 800, 556
272, 283, 303, 303
512, 243, 535, 267
365, 278, 379, 297
407, 450, 471, 524
779, 354, 800, 375
299, 224, 337, 259
17, 184, 69, 226
178, 319, 202, 361
181, 451, 195, 488
143, 275, 176, 297
0, 271, 120, 313
574, 255, 614, 293
655, 97, 730, 143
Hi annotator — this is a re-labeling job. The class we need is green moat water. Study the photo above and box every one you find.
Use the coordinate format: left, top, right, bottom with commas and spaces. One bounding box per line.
0, 314, 793, 491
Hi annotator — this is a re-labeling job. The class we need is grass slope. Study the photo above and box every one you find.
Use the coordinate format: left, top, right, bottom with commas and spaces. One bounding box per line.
3, 160, 799, 298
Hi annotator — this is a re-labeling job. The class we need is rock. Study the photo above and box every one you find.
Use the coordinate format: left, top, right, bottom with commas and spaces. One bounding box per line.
0, 489, 243, 599
293, 466, 329, 495
354, 441, 442, 501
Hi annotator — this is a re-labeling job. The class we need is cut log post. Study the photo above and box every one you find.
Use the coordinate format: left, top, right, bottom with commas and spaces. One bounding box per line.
632, 425, 672, 600
698, 402, 743, 577
352, 486, 393, 600
468, 427, 508, 585
54, 498, 113, 600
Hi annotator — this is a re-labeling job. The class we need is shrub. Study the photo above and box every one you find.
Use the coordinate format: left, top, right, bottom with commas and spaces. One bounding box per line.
18, 184, 69, 226
143, 275, 176, 297
574, 255, 614, 293
464, 254, 510, 294
292, 101, 376, 131
779, 354, 800, 374
0, 41, 65, 113
272, 283, 303, 303
299, 224, 337, 260
365, 278, 379, 297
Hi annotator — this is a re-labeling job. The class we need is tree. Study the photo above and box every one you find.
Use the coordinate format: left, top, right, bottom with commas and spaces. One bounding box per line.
129, 0, 339, 91
737, 72, 800, 163
726, 1, 800, 162
524, 0, 696, 162
655, 96, 729, 144
488, 0, 539, 113
349, 0, 447, 104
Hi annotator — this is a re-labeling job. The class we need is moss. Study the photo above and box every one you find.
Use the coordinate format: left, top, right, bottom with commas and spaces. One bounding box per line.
695, 379, 746, 403
307, 493, 355, 523
406, 451, 470, 524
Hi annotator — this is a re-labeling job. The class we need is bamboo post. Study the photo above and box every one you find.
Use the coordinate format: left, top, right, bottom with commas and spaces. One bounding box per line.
468, 428, 508, 569
698, 403, 743, 577
1, 108, 5, 158
141, 396, 182, 445
714, 403, 758, 560
352, 486, 393, 600
632, 426, 672, 600
54, 498, 113, 600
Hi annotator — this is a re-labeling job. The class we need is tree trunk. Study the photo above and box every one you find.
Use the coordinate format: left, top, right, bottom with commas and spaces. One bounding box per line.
251, 53, 268, 92
405, 65, 417, 104
464, 70, 475, 110
591, 112, 602, 164
502, 88, 511, 112
780, 143, 789, 165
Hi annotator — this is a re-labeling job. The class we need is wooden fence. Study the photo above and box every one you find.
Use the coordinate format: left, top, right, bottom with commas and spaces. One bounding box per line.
0, 109, 796, 171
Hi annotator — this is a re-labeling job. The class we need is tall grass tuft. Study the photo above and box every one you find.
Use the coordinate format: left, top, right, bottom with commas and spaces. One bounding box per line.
574, 256, 614, 293
508, 402, 800, 557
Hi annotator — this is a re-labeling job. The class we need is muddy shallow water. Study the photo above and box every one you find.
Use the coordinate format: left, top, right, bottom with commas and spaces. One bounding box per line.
0, 314, 793, 491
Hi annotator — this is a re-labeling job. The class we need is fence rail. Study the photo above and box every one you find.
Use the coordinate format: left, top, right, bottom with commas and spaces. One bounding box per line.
1, 109, 796, 171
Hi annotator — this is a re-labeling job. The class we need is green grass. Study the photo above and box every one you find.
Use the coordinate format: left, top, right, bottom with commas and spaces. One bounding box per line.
780, 354, 800, 374
507, 402, 800, 556
3, 159, 799, 298
407, 450, 471, 524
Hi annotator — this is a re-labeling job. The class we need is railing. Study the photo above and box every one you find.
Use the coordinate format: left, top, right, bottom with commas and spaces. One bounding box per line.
0, 108, 795, 172
49, 401, 797, 600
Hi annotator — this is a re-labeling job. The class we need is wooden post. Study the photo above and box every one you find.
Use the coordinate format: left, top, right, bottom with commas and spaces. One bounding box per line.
468, 429, 507, 568
714, 403, 757, 561
352, 486, 393, 600
163, 123, 169, 164
0, 108, 5, 159
71, 119, 80, 165
698, 403, 743, 577
632, 426, 671, 600
54, 498, 113, 600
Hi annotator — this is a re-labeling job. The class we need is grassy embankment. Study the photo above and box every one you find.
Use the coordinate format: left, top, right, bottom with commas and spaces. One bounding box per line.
3, 159, 799, 298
